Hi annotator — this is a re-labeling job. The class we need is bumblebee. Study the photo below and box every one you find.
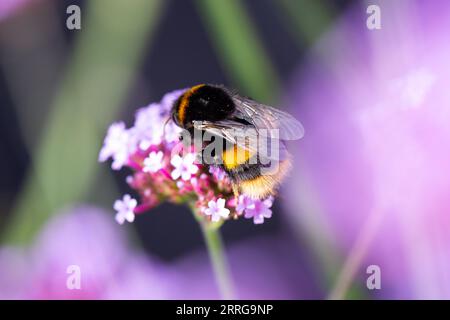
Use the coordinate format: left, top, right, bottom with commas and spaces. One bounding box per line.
171, 84, 304, 199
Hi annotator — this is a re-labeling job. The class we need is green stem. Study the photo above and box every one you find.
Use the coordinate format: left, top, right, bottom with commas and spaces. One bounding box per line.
193, 207, 235, 300
200, 223, 235, 300
195, 0, 280, 103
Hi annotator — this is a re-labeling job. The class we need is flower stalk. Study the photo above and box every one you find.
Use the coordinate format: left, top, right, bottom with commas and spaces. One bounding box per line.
195, 210, 235, 300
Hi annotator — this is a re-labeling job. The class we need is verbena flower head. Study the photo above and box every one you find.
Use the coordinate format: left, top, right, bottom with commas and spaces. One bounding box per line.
99, 89, 274, 225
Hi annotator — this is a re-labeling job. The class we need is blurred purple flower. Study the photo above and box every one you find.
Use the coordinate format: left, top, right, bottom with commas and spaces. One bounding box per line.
0, 206, 318, 299
286, 0, 450, 299
0, 247, 30, 299
0, 206, 170, 299
98, 122, 136, 170
0, 0, 37, 21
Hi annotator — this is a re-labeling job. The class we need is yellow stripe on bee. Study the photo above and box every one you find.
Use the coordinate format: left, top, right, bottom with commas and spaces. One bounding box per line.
222, 145, 253, 170
178, 84, 205, 124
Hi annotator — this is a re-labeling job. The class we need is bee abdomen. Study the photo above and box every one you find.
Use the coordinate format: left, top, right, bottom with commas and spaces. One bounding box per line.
224, 159, 292, 199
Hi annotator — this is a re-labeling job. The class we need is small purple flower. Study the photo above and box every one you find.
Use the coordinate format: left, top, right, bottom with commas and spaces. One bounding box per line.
0, 206, 176, 299
133, 104, 165, 150
114, 194, 137, 224
164, 121, 182, 143
209, 166, 227, 181
0, 0, 38, 22
204, 198, 230, 222
236, 195, 254, 215
132, 89, 185, 149
170, 154, 199, 181
244, 197, 273, 224
99, 122, 135, 170
143, 151, 164, 173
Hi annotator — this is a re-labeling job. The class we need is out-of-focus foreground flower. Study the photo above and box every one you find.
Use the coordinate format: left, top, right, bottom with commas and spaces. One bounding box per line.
286, 0, 450, 299
99, 90, 273, 225
0, 0, 37, 21
0, 206, 170, 299
0, 206, 315, 299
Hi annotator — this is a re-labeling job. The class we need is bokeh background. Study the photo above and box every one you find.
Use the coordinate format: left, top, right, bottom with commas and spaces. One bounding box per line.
1, 0, 450, 299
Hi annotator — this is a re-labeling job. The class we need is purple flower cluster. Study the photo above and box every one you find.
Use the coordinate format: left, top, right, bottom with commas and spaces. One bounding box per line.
99, 90, 274, 225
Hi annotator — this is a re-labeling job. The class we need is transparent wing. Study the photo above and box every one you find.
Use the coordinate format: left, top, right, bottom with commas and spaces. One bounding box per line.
231, 96, 305, 140
193, 120, 288, 162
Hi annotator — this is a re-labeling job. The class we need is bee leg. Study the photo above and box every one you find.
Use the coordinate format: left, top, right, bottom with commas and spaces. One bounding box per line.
232, 184, 240, 219
232, 184, 239, 200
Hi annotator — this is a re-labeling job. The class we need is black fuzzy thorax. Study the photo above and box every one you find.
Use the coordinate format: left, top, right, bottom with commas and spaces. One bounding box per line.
178, 85, 236, 127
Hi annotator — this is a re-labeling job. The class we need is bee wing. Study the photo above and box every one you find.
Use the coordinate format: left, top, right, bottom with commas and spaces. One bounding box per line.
193, 120, 289, 162
231, 96, 305, 140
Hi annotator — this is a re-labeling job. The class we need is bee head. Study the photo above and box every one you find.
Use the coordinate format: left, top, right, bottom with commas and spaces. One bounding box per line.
186, 85, 235, 123
172, 84, 236, 129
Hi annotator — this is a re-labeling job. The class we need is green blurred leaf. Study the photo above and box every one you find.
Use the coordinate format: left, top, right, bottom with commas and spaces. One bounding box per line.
278, 0, 335, 46
4, 0, 164, 245
196, 0, 280, 103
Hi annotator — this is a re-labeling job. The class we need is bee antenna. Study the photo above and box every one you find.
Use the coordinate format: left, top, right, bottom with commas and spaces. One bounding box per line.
163, 117, 172, 136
